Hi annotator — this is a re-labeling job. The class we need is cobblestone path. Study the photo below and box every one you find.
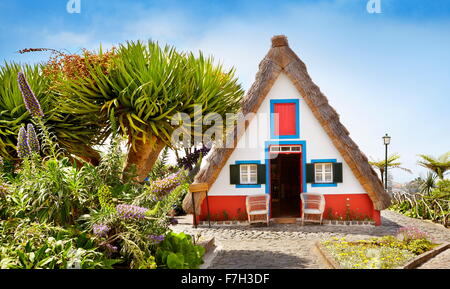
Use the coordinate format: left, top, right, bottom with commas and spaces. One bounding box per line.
170, 210, 449, 269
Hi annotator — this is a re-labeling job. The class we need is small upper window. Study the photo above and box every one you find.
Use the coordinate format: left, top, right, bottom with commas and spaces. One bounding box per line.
270, 99, 299, 139
240, 164, 258, 184
315, 163, 333, 183
269, 145, 302, 153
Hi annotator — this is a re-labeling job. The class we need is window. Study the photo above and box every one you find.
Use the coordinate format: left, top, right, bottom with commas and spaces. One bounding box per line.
270, 99, 300, 139
230, 162, 266, 187
269, 145, 301, 153
274, 103, 296, 136
306, 161, 342, 186
240, 164, 258, 184
314, 163, 333, 183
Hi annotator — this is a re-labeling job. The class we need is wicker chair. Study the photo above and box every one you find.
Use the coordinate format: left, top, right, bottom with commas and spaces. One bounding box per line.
300, 193, 325, 226
246, 194, 270, 226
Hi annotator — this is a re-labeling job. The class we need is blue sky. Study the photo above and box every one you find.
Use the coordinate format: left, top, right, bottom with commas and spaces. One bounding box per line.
1, 0, 449, 183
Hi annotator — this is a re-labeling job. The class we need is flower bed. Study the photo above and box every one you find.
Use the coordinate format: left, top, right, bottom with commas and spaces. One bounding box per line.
319, 227, 439, 269
323, 220, 375, 226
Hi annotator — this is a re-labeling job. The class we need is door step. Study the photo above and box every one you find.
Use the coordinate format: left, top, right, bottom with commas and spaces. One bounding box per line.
271, 218, 299, 224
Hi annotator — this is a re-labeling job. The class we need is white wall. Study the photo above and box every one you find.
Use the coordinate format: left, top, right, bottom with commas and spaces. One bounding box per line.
207, 73, 367, 196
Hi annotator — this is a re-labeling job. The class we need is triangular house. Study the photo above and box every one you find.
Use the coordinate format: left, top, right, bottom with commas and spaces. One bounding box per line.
186, 35, 391, 226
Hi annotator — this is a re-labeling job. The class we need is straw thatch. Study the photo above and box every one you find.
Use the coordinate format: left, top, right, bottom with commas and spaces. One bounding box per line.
184, 35, 391, 213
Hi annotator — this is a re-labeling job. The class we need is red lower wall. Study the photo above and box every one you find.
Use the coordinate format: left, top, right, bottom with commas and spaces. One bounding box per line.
198, 194, 381, 226
322, 194, 381, 225
199, 196, 247, 221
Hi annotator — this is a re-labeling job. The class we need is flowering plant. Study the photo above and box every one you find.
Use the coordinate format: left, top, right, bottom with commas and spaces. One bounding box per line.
116, 204, 149, 219
17, 126, 31, 159
149, 171, 184, 199
177, 145, 211, 171
397, 227, 430, 242
148, 234, 165, 244
93, 223, 110, 237
17, 71, 44, 118
26, 123, 40, 153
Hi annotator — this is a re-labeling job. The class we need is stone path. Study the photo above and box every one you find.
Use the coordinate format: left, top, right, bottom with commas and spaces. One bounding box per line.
170, 210, 450, 269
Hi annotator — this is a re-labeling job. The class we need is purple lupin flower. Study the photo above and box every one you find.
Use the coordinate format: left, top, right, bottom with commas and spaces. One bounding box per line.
93, 223, 110, 237
17, 126, 31, 159
169, 217, 178, 225
116, 204, 148, 219
148, 234, 165, 244
150, 171, 183, 198
105, 243, 118, 253
26, 123, 40, 153
17, 71, 44, 118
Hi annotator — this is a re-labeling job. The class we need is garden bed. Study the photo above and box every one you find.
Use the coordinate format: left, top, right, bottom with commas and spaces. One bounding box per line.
322, 220, 375, 226
315, 232, 446, 269
200, 219, 376, 226
199, 220, 249, 226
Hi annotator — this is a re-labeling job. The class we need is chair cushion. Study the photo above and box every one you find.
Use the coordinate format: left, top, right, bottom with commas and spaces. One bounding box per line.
303, 208, 322, 214
248, 210, 268, 215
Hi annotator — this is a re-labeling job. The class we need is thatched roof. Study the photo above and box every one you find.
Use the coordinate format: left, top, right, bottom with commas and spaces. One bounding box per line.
194, 35, 391, 210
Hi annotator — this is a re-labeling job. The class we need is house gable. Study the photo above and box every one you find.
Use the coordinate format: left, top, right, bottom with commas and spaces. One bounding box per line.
194, 35, 391, 210
207, 72, 367, 197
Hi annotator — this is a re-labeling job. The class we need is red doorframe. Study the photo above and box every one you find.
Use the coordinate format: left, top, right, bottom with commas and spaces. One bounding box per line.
268, 145, 303, 218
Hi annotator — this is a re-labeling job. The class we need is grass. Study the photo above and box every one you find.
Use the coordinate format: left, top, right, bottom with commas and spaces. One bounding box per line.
321, 236, 436, 269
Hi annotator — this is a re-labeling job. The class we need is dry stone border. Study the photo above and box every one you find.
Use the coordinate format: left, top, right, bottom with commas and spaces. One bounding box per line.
170, 210, 450, 269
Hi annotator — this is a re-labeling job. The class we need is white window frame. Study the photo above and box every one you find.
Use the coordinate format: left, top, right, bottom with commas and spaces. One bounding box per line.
314, 163, 333, 183
269, 145, 302, 153
240, 164, 258, 184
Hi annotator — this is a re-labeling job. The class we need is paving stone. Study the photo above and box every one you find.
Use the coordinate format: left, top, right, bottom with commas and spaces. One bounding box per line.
171, 210, 450, 269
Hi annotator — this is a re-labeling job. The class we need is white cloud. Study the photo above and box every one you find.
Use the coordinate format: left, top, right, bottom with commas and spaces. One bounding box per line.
123, 11, 190, 41
45, 31, 93, 48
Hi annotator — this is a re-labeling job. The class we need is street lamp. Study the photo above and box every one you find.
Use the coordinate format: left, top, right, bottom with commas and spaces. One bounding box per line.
382, 133, 391, 191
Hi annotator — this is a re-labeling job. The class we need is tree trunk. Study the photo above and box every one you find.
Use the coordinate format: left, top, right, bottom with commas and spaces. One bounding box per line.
69, 145, 101, 168
123, 136, 166, 182
78, 144, 101, 166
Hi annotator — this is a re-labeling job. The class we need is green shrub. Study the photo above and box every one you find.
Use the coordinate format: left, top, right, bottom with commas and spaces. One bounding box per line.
5, 157, 98, 225
155, 232, 205, 269
405, 239, 434, 255
0, 219, 118, 269
391, 179, 449, 227
0, 107, 193, 269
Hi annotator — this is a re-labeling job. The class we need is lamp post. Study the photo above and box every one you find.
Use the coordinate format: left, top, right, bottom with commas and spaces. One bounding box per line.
382, 134, 391, 191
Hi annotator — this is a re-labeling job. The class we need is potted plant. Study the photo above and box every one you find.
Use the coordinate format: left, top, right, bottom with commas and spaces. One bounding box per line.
356, 215, 363, 225
214, 213, 222, 225
362, 216, 373, 226
222, 210, 231, 225
324, 208, 333, 225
